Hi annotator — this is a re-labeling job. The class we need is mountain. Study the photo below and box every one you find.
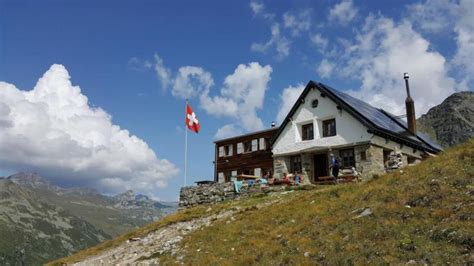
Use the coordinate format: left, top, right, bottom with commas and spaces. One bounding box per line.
418, 91, 474, 147
0, 179, 108, 265
0, 173, 177, 265
53, 140, 474, 265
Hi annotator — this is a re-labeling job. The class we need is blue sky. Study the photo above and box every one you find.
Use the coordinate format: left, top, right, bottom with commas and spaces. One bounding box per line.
0, 0, 472, 200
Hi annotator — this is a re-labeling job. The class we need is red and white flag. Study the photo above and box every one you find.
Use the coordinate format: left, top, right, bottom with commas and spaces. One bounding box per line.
185, 103, 200, 133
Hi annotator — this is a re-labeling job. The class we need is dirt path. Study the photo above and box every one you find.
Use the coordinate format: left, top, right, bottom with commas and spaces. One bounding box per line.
72, 196, 284, 265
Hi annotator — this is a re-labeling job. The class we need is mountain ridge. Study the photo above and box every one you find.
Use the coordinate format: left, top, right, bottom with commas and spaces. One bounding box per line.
0, 172, 177, 265
418, 91, 474, 147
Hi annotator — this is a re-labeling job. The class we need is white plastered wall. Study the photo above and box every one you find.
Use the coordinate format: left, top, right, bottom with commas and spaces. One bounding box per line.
273, 87, 373, 156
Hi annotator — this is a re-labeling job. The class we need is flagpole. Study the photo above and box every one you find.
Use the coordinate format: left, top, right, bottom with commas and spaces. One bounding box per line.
184, 99, 188, 187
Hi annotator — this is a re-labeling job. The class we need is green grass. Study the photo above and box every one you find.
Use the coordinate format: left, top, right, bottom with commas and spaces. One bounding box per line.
51, 140, 474, 265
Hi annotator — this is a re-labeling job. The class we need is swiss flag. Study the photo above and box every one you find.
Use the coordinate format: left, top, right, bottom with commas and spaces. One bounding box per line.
185, 103, 200, 133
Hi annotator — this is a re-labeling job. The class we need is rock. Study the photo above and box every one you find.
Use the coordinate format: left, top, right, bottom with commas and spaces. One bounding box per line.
304, 252, 310, 257
354, 208, 373, 219
405, 260, 417, 265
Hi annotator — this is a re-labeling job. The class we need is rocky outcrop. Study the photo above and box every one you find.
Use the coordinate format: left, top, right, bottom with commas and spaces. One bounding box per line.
418, 91, 474, 147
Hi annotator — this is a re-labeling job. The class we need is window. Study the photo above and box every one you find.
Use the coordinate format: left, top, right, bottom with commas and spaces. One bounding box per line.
311, 99, 319, 108
302, 123, 314, 140
383, 150, 391, 166
224, 144, 233, 157
259, 138, 266, 150
407, 156, 416, 165
251, 139, 258, 151
219, 144, 232, 157
340, 149, 355, 168
243, 141, 252, 153
360, 151, 367, 161
290, 155, 302, 173
322, 119, 336, 137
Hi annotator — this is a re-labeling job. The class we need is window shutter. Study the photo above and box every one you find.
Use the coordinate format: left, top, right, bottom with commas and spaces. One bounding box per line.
259, 138, 266, 150
219, 146, 224, 157
251, 139, 258, 151
237, 143, 243, 154
218, 172, 225, 183
254, 168, 261, 177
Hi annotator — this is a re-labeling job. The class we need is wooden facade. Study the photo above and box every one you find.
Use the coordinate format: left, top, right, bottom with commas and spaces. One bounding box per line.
214, 127, 279, 183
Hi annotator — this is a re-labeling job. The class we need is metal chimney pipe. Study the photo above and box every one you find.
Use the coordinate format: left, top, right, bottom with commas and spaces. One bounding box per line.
271, 121, 276, 128
404, 73, 416, 135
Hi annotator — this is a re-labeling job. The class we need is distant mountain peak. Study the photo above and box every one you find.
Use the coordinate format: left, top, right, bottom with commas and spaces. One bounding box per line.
7, 172, 53, 189
418, 91, 474, 147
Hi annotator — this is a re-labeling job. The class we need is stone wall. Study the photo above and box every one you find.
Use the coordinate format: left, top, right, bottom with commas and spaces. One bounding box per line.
179, 182, 286, 208
357, 145, 384, 181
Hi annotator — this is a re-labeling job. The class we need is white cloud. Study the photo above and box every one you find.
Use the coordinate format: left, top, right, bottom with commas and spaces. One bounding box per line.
453, 0, 474, 85
201, 62, 273, 132
340, 15, 456, 116
407, 0, 459, 33
251, 23, 290, 59
0, 64, 178, 196
154, 53, 172, 89
249, 1, 264, 15
283, 10, 311, 36
310, 33, 328, 53
317, 59, 335, 79
276, 84, 305, 123
128, 57, 152, 71
249, 1, 274, 20
328, 0, 358, 25
172, 66, 214, 99
214, 124, 243, 139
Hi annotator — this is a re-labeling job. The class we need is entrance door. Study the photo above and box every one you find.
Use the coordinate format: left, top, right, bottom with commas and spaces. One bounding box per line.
313, 154, 328, 180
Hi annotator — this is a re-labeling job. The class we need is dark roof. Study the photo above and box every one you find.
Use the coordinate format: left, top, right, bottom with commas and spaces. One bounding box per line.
214, 127, 279, 144
272, 81, 442, 153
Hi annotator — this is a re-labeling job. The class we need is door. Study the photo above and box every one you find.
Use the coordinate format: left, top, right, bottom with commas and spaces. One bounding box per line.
314, 154, 328, 180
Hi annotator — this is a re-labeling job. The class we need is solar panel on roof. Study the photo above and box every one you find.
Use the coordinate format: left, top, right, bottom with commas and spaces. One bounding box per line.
318, 83, 442, 152
320, 83, 407, 134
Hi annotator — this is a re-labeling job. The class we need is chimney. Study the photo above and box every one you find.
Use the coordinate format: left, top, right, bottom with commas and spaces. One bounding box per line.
271, 121, 276, 128
404, 73, 416, 134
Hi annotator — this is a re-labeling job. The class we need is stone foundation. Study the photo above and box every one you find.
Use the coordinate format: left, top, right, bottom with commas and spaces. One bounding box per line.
179, 182, 286, 208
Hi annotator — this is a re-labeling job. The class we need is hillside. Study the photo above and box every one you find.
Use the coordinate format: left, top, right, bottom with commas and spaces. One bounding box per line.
0, 180, 108, 265
0, 173, 177, 265
418, 91, 474, 147
52, 139, 474, 265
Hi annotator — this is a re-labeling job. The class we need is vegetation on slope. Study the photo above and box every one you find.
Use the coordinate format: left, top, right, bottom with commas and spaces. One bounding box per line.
52, 140, 473, 265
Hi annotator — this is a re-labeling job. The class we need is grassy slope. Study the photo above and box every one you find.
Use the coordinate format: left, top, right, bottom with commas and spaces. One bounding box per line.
51, 140, 474, 265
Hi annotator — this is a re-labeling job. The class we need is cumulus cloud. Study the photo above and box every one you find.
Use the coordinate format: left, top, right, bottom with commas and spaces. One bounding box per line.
328, 0, 358, 25
0, 64, 178, 196
283, 10, 311, 36
340, 15, 456, 115
201, 62, 273, 132
214, 124, 244, 139
452, 0, 474, 85
276, 84, 305, 123
172, 66, 214, 99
